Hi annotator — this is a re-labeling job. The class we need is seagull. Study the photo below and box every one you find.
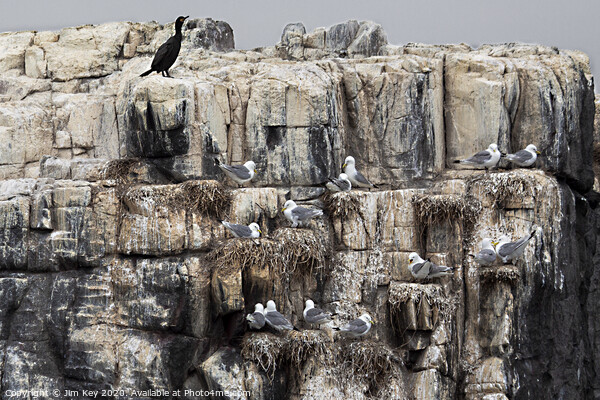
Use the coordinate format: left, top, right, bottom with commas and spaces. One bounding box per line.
468, 238, 497, 266
246, 303, 266, 330
303, 300, 333, 327
343, 156, 375, 189
335, 314, 374, 338
221, 221, 261, 238
453, 143, 501, 171
263, 300, 294, 332
504, 144, 540, 167
326, 173, 352, 192
494, 230, 536, 264
215, 158, 256, 187
426, 260, 455, 278
407, 252, 431, 279
282, 200, 323, 228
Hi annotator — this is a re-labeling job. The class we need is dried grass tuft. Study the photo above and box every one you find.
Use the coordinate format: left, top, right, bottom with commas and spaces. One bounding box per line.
284, 330, 332, 370
341, 341, 399, 390
273, 228, 327, 275
324, 191, 367, 220
388, 282, 455, 328
241, 332, 286, 378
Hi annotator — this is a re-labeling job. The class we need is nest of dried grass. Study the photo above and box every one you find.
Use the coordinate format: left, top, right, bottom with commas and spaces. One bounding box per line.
467, 172, 538, 208
284, 330, 333, 370
341, 341, 400, 391
121, 180, 230, 218
101, 158, 140, 183
388, 282, 455, 327
323, 191, 367, 220
209, 228, 327, 279
241, 332, 286, 378
479, 265, 520, 284
412, 194, 482, 245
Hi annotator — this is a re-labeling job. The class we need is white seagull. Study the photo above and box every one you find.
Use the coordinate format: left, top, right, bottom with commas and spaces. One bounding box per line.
282, 200, 323, 228
453, 143, 501, 170
504, 144, 540, 167
407, 252, 431, 279
494, 231, 536, 264
343, 156, 375, 189
263, 300, 294, 332
221, 221, 261, 238
469, 238, 497, 266
215, 158, 256, 186
246, 303, 266, 330
326, 173, 352, 192
336, 314, 374, 338
303, 300, 333, 327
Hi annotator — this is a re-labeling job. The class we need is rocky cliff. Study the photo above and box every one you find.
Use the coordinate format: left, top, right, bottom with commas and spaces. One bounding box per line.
0, 18, 598, 400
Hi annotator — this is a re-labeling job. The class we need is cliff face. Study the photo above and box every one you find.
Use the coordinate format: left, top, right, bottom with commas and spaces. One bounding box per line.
0, 18, 598, 399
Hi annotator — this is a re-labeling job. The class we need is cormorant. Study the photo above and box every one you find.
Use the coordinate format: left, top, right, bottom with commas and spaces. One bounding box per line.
140, 16, 188, 77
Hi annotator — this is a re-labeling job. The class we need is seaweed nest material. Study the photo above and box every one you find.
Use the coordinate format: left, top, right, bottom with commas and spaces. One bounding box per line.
388, 282, 455, 327
241, 332, 286, 378
273, 228, 328, 275
467, 172, 538, 208
122, 180, 230, 218
479, 265, 520, 284
210, 237, 283, 275
412, 193, 482, 245
341, 341, 400, 391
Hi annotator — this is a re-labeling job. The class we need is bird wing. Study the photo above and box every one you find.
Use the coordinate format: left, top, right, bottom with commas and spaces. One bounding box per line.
465, 150, 492, 164
428, 262, 452, 275
354, 170, 373, 186
477, 249, 497, 262
251, 312, 266, 325
219, 163, 251, 180
305, 308, 330, 323
497, 235, 532, 258
329, 177, 351, 191
342, 318, 368, 334
223, 222, 252, 238
412, 261, 430, 276
291, 206, 322, 221
265, 311, 293, 329
508, 149, 534, 163
151, 36, 177, 69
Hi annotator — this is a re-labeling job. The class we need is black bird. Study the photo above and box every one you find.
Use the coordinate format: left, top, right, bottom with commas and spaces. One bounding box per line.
140, 16, 188, 77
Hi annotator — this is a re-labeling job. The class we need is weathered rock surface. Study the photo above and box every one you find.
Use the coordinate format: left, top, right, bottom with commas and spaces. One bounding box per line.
0, 18, 598, 400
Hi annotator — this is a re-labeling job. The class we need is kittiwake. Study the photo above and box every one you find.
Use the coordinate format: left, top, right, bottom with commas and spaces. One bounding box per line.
303, 299, 333, 326
469, 238, 497, 266
336, 314, 374, 338
246, 303, 266, 330
264, 300, 294, 332
453, 143, 501, 170
215, 158, 256, 186
282, 200, 323, 228
326, 173, 352, 192
494, 230, 536, 264
408, 252, 431, 279
343, 156, 375, 189
222, 221, 261, 238
504, 144, 540, 167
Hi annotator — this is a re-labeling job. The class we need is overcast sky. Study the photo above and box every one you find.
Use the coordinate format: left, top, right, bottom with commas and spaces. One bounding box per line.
1, 0, 598, 88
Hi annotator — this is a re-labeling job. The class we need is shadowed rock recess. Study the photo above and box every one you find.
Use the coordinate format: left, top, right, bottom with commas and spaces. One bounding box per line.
0, 17, 598, 399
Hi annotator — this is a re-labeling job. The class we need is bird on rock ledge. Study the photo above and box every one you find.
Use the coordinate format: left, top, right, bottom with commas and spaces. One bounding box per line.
141, 16, 188, 77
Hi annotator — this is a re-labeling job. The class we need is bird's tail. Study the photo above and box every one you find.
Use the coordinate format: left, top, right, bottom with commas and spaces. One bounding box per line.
528, 230, 536, 240
332, 327, 340, 331
467, 254, 475, 258
140, 69, 153, 77
453, 160, 462, 164
214, 158, 221, 166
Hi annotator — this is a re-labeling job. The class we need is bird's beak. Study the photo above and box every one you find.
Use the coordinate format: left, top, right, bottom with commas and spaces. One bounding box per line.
492, 241, 499, 246
342, 163, 347, 168
258, 229, 262, 234
254, 169, 257, 174
371, 318, 376, 324
536, 151, 541, 155
184, 16, 189, 19
281, 207, 286, 212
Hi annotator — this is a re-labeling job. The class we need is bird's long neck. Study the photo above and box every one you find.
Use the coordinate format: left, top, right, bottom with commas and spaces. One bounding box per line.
175, 23, 183, 37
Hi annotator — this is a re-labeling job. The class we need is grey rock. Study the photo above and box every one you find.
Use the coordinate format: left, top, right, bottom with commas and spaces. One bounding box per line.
186, 18, 235, 51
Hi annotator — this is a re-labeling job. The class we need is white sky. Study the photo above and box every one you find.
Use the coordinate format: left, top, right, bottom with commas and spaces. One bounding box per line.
1, 0, 598, 88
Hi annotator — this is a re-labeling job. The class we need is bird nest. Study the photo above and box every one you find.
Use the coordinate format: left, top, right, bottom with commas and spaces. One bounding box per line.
121, 180, 230, 219
467, 172, 538, 208
324, 191, 368, 220
101, 158, 140, 183
209, 228, 327, 277
284, 330, 333, 370
479, 265, 520, 284
388, 282, 455, 327
241, 332, 286, 379
339, 341, 400, 395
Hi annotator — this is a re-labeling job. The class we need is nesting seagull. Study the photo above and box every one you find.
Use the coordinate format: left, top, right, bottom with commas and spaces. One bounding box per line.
426, 259, 455, 278
326, 173, 352, 192
494, 230, 536, 264
343, 156, 375, 189
336, 314, 374, 338
504, 144, 540, 167
303, 300, 333, 327
215, 158, 256, 187
468, 238, 497, 266
221, 221, 261, 238
282, 200, 323, 228
246, 303, 266, 330
453, 143, 501, 171
263, 300, 294, 332
407, 252, 431, 279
